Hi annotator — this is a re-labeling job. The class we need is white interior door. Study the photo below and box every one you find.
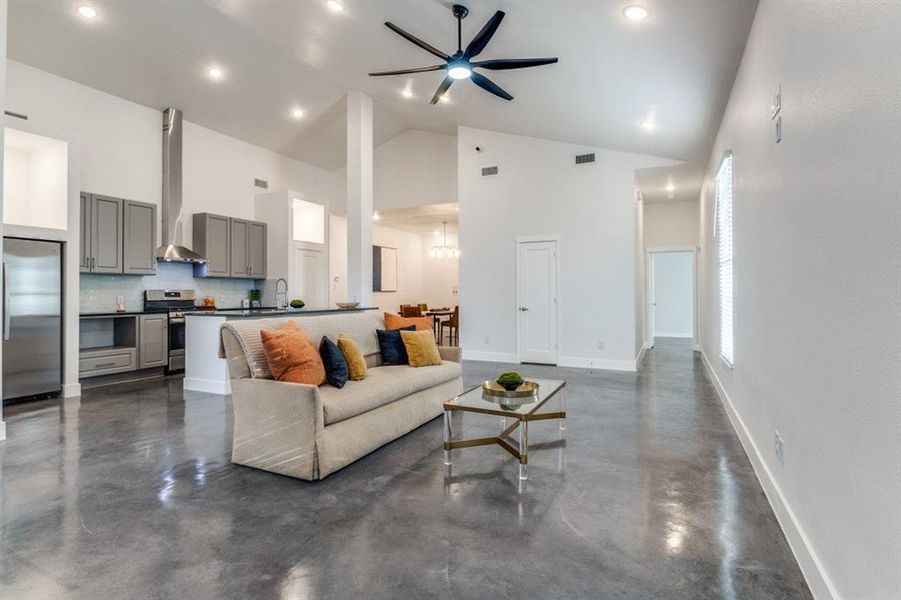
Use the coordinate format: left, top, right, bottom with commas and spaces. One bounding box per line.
294, 247, 326, 308
517, 240, 558, 364
651, 251, 694, 339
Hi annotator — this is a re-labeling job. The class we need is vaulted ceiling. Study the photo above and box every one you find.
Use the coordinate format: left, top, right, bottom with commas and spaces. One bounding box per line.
7, 0, 757, 170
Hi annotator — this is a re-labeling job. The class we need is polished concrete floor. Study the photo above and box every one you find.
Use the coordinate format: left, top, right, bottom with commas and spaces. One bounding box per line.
0, 339, 811, 599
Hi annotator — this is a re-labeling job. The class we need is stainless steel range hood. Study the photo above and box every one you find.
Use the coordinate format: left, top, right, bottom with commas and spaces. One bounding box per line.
156, 108, 206, 263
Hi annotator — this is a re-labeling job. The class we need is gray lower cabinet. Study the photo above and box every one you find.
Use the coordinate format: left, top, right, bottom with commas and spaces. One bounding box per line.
229, 218, 251, 278
123, 200, 158, 275
193, 213, 231, 276
138, 314, 168, 368
81, 193, 157, 275
90, 195, 124, 274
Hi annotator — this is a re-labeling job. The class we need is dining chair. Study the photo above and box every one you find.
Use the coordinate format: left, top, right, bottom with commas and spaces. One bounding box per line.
418, 303, 428, 313
401, 305, 423, 317
441, 305, 459, 346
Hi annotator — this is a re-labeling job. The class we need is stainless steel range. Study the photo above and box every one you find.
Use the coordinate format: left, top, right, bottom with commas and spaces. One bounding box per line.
143, 290, 202, 372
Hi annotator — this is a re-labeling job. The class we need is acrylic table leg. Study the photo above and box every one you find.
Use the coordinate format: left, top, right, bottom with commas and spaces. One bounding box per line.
559, 388, 567, 437
518, 419, 529, 480
443, 410, 453, 466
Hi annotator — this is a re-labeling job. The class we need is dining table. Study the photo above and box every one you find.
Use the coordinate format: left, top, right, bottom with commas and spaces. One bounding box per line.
425, 309, 454, 342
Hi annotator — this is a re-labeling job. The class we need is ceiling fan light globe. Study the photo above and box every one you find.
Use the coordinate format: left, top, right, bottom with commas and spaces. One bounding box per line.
448, 66, 472, 80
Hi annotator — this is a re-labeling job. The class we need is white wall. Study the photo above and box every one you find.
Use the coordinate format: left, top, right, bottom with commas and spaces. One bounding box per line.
697, 2, 901, 598
651, 251, 693, 338
0, 0, 7, 439
6, 60, 338, 250
421, 229, 459, 309
644, 199, 699, 248
328, 216, 424, 311
332, 129, 457, 214
458, 127, 676, 369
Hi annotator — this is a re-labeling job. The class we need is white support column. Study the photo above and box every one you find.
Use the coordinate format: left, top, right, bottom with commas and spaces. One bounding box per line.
0, 0, 8, 440
345, 92, 374, 306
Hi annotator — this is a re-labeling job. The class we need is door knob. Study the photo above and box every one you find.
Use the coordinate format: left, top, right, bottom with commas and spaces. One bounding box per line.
519, 306, 529, 311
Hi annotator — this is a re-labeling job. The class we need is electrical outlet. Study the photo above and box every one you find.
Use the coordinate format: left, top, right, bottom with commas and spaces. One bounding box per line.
774, 431, 785, 466
483, 336, 490, 345
597, 341, 605, 350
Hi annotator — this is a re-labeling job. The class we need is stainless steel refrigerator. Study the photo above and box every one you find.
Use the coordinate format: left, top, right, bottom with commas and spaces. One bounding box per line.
2, 237, 63, 402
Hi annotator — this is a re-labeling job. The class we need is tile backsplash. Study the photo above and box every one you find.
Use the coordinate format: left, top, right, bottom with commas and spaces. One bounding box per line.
80, 262, 260, 312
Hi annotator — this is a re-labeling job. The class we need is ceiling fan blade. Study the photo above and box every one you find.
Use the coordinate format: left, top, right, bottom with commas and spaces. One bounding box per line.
463, 10, 505, 59
368, 65, 446, 77
385, 22, 449, 61
470, 71, 513, 101
430, 76, 455, 105
473, 57, 558, 70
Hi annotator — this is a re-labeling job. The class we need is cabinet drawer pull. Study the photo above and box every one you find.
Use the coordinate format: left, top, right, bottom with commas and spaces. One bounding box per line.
95, 361, 116, 368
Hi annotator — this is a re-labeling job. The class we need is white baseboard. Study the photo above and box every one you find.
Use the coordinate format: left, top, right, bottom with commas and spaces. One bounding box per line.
62, 382, 82, 398
700, 350, 838, 600
183, 377, 231, 395
653, 332, 694, 338
559, 356, 637, 372
0, 420, 6, 441
462, 350, 519, 363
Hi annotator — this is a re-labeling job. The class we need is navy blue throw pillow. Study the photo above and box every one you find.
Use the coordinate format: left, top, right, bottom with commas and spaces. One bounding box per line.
319, 336, 349, 388
376, 326, 415, 365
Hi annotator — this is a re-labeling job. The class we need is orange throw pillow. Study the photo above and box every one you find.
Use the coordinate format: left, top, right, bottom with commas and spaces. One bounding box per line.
384, 312, 433, 332
259, 321, 326, 385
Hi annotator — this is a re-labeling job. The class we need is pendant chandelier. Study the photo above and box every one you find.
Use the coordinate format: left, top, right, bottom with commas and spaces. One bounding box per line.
430, 221, 459, 258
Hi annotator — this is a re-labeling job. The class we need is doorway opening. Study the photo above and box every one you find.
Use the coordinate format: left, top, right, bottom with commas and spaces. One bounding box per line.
647, 248, 697, 349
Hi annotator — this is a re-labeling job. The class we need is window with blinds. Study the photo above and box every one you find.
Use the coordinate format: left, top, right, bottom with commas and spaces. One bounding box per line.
716, 153, 734, 365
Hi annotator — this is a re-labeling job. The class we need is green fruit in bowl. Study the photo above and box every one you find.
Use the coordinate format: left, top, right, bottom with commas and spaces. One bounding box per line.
496, 371, 524, 391
289, 299, 305, 309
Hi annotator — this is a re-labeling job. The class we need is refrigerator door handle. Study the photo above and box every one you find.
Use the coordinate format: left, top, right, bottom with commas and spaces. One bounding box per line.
3, 262, 9, 341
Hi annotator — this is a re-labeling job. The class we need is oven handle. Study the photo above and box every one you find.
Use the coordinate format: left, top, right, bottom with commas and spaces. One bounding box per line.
169, 318, 185, 324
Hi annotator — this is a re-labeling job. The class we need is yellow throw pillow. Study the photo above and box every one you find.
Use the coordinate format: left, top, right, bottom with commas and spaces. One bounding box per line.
337, 334, 367, 380
400, 330, 442, 368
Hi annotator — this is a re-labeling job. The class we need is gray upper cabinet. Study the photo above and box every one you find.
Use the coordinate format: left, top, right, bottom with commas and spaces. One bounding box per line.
229, 218, 251, 278
90, 195, 124, 274
193, 213, 266, 279
249, 221, 267, 279
79, 193, 92, 273
138, 313, 168, 369
123, 200, 157, 275
193, 213, 231, 276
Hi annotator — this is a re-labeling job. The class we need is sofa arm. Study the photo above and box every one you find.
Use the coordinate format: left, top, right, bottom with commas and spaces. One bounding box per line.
438, 346, 462, 363
230, 378, 323, 480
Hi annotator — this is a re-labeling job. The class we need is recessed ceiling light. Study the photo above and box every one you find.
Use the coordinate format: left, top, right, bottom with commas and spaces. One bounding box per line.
401, 88, 414, 99
207, 66, 224, 80
433, 230, 440, 236
326, 0, 345, 13
665, 183, 675, 193
439, 94, 451, 104
623, 5, 650, 21
372, 212, 381, 221
77, 4, 98, 19
290, 107, 305, 119
640, 119, 656, 131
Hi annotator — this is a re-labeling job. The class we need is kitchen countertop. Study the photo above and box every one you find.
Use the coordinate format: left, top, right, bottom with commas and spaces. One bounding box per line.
185, 307, 378, 319
79, 310, 157, 318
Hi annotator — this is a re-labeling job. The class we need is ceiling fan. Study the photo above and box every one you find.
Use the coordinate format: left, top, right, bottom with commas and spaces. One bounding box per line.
369, 4, 558, 104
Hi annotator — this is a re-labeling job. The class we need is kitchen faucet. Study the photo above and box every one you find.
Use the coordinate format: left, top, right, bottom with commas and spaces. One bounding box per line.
274, 278, 288, 309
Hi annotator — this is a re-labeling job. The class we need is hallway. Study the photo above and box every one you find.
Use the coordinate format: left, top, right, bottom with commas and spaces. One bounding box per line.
0, 339, 810, 599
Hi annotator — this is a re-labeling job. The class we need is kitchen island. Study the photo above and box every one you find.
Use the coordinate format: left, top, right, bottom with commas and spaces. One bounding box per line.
183, 307, 377, 394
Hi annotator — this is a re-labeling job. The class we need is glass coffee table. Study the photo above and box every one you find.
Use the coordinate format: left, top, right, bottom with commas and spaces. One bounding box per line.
443, 378, 566, 480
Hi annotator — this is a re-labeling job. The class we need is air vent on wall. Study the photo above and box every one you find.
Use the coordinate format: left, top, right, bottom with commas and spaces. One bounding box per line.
575, 152, 595, 165
481, 166, 499, 176
254, 178, 269, 189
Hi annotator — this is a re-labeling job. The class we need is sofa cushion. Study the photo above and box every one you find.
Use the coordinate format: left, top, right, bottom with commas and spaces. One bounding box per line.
400, 329, 442, 367
260, 322, 326, 385
319, 336, 349, 388
384, 312, 433, 332
320, 361, 462, 425
337, 334, 367, 380
376, 326, 415, 365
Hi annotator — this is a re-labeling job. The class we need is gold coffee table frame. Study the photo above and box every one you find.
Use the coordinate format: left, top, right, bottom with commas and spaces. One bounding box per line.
442, 379, 566, 480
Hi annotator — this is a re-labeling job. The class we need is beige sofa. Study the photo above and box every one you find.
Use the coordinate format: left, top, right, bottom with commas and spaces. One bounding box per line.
219, 310, 463, 480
